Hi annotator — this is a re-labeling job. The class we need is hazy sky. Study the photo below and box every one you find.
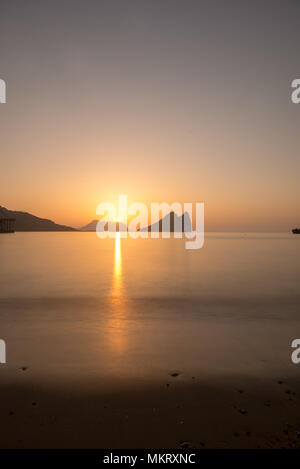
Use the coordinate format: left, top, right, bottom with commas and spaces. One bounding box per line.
0, 0, 299, 230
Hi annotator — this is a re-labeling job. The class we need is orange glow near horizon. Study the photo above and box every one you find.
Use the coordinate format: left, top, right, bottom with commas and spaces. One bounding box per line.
2, 183, 298, 233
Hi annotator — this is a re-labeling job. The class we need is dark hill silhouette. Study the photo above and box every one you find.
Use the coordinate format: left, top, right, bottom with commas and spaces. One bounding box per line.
292, 228, 300, 234
81, 219, 127, 232
140, 211, 192, 232
0, 206, 76, 231
81, 219, 100, 231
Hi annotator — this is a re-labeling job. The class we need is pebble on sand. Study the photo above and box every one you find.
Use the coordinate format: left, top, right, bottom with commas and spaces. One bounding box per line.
179, 441, 193, 449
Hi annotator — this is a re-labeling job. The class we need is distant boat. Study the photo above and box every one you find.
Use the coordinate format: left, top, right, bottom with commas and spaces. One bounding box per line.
292, 228, 300, 234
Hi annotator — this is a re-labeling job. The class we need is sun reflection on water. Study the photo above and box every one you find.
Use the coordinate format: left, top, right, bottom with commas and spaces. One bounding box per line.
113, 232, 122, 295
108, 233, 127, 355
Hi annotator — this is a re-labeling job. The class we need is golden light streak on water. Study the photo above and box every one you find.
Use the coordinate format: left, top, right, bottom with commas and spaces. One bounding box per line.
107, 232, 127, 356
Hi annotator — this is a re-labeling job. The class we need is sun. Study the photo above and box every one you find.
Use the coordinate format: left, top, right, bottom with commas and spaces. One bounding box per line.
115, 217, 120, 222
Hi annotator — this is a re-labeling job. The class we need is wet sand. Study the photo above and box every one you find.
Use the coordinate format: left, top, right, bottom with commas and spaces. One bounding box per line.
1, 372, 300, 448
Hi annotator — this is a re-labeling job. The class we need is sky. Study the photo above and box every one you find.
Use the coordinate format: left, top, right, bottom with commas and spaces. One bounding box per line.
0, 0, 299, 231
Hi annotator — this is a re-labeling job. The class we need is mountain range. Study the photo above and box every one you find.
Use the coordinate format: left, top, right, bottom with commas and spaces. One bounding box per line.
0, 206, 76, 231
1, 205, 192, 233
81, 211, 192, 233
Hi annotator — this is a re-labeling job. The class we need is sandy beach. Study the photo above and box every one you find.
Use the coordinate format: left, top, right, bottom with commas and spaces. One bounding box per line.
1, 372, 300, 449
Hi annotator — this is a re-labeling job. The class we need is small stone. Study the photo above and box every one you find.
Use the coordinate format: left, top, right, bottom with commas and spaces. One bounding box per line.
170, 372, 180, 378
179, 441, 193, 449
239, 409, 248, 415
32, 402, 37, 406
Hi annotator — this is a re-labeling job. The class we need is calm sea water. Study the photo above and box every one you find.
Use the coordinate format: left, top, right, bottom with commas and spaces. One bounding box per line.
0, 233, 299, 386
